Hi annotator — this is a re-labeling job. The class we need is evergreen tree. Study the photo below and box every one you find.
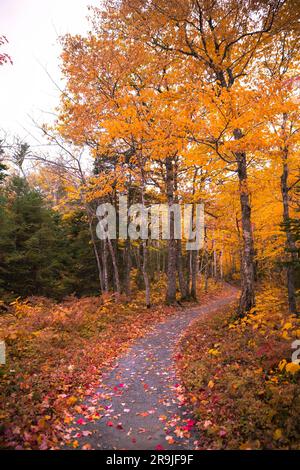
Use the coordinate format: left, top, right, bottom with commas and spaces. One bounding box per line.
0, 177, 70, 299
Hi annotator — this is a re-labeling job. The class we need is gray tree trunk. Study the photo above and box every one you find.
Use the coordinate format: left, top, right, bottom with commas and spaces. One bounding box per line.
107, 238, 121, 298
234, 128, 256, 316
102, 240, 109, 292
87, 213, 104, 294
190, 250, 198, 300
165, 156, 177, 304
124, 238, 131, 298
177, 240, 188, 300
281, 148, 297, 314
140, 171, 151, 308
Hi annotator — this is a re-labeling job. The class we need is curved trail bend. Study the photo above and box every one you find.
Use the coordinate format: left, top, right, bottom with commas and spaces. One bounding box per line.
68, 286, 238, 450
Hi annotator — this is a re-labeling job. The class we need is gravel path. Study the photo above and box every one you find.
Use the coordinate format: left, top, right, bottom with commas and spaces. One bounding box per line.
67, 286, 238, 450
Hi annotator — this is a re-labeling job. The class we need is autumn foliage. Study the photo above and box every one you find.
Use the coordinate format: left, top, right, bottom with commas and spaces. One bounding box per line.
178, 285, 300, 449
0, 0, 300, 452
0, 281, 186, 449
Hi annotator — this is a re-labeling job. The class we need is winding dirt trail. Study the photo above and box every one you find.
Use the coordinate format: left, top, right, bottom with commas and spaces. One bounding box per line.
66, 286, 238, 450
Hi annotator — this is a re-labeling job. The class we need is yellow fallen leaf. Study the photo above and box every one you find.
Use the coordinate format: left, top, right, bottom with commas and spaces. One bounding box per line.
278, 359, 287, 371
273, 429, 282, 440
285, 362, 300, 375
239, 441, 252, 450
208, 348, 220, 356
208, 380, 214, 389
67, 396, 78, 406
72, 440, 79, 449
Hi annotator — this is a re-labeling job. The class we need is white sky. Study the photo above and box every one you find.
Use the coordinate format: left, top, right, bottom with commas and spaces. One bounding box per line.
0, 0, 100, 147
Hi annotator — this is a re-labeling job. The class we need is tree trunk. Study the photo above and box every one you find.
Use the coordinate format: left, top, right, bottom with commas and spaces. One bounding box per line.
87, 210, 103, 294
220, 248, 224, 280
281, 150, 297, 314
234, 129, 255, 316
186, 251, 191, 297
212, 238, 217, 278
165, 156, 177, 304
174, 163, 187, 301
124, 238, 131, 298
190, 250, 198, 300
177, 239, 187, 300
142, 240, 151, 308
204, 255, 209, 293
102, 240, 109, 292
140, 170, 151, 308
107, 237, 121, 298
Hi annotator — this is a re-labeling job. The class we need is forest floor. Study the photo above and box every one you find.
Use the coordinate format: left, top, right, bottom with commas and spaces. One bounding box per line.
60, 285, 238, 450
0, 278, 230, 449
178, 285, 300, 450
2, 282, 299, 450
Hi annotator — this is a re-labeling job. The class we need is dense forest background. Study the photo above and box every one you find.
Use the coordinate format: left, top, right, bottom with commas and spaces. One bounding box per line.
1, 1, 300, 313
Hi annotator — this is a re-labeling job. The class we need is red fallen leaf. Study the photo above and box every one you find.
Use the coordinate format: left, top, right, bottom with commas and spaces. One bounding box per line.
106, 421, 114, 427
39, 440, 48, 450
131, 438, 137, 443
166, 436, 175, 444
186, 419, 196, 427
118, 383, 124, 388
155, 444, 165, 450
182, 420, 195, 431
174, 353, 183, 360
76, 418, 85, 425
116, 423, 123, 430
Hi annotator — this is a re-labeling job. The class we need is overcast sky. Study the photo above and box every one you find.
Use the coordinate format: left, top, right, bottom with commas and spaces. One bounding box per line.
0, 0, 100, 147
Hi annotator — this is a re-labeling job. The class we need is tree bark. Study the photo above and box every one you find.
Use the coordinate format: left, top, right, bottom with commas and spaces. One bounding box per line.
281, 149, 297, 314
102, 240, 109, 292
190, 250, 198, 300
212, 238, 217, 278
186, 251, 191, 297
142, 240, 151, 308
87, 213, 104, 294
177, 239, 188, 300
220, 248, 224, 280
140, 169, 151, 308
124, 238, 131, 298
165, 156, 177, 304
234, 128, 255, 315
107, 237, 121, 298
